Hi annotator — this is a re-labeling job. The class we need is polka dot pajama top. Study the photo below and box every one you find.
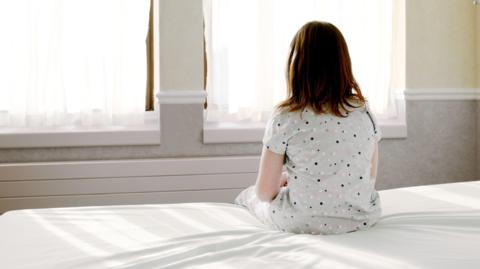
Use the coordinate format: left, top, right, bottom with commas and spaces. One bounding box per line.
235, 105, 382, 235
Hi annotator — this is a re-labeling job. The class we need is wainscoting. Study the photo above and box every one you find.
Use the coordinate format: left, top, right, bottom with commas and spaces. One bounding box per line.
0, 89, 478, 213
0, 156, 259, 214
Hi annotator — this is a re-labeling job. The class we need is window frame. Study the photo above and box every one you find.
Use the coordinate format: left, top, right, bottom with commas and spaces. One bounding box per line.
203, 111, 407, 144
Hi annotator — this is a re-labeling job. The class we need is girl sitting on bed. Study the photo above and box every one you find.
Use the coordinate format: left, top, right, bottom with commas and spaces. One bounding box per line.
235, 21, 382, 235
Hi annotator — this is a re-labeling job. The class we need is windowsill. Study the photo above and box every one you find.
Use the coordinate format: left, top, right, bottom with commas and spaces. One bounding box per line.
203, 118, 407, 144
0, 125, 160, 148
204, 97, 408, 144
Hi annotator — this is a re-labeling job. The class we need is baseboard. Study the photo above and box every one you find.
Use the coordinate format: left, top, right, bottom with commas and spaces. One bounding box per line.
0, 156, 260, 213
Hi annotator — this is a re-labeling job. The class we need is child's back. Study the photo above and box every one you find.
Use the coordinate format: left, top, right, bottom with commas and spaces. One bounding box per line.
261, 106, 381, 234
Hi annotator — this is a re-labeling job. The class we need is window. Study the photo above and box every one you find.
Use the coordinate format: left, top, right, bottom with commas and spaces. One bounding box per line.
204, 0, 401, 123
0, 0, 158, 130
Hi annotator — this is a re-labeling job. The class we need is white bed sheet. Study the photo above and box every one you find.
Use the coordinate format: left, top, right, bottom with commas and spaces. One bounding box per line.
1, 181, 480, 269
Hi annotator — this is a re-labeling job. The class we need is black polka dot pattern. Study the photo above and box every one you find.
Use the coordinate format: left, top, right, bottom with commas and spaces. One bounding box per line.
254, 107, 382, 234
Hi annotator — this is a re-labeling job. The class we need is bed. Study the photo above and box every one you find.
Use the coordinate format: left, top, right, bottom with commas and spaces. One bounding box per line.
0, 181, 479, 269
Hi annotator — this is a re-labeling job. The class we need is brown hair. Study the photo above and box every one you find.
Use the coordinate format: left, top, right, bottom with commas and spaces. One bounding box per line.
278, 21, 365, 117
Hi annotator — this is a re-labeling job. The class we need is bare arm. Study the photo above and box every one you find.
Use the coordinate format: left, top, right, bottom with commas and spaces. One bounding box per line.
371, 142, 379, 181
255, 147, 285, 202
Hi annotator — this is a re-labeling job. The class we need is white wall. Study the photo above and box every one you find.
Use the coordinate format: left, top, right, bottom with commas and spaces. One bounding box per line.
159, 0, 204, 91
406, 0, 477, 89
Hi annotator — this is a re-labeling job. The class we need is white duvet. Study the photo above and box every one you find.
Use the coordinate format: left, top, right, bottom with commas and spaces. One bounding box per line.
1, 181, 480, 268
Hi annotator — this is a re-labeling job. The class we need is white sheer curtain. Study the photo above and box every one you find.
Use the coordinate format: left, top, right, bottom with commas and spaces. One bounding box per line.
204, 0, 396, 123
0, 0, 152, 129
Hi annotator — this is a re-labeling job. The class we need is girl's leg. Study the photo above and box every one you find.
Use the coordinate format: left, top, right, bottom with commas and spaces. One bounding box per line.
234, 185, 277, 228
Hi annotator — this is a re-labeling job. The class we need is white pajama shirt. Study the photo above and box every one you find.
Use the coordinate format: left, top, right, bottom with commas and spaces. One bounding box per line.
235, 105, 382, 235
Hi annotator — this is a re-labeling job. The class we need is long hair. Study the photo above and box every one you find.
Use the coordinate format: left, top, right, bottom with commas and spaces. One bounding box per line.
278, 21, 365, 117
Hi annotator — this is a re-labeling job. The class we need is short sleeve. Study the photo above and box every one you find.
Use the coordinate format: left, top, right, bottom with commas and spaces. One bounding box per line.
365, 105, 382, 142
262, 111, 291, 154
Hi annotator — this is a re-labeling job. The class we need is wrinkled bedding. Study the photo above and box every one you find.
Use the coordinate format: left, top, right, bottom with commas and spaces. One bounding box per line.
1, 181, 479, 268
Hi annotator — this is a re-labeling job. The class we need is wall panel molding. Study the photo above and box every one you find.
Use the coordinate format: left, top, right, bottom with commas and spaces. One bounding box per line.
156, 90, 207, 104
0, 156, 259, 182
404, 88, 480, 100
0, 156, 259, 213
